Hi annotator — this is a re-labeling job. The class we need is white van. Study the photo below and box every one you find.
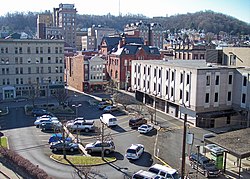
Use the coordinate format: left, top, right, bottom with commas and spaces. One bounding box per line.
100, 113, 117, 127
132, 170, 163, 179
148, 164, 180, 179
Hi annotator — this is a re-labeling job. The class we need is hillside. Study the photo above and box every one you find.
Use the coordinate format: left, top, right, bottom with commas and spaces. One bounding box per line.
0, 10, 249, 36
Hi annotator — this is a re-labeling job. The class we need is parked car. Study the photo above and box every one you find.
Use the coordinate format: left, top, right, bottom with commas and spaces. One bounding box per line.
100, 113, 117, 127
85, 140, 115, 155
36, 114, 54, 120
189, 153, 220, 178
34, 117, 59, 128
48, 133, 72, 144
103, 105, 119, 113
50, 141, 79, 152
125, 144, 144, 160
148, 164, 180, 179
40, 121, 62, 132
98, 101, 112, 110
138, 124, 154, 134
129, 116, 147, 128
132, 170, 164, 179
66, 119, 95, 132
31, 108, 50, 117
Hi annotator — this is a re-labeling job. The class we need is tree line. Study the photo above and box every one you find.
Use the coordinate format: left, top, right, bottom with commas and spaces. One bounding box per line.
0, 10, 249, 36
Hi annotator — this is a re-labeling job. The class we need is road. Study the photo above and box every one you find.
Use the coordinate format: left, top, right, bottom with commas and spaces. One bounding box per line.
0, 94, 157, 179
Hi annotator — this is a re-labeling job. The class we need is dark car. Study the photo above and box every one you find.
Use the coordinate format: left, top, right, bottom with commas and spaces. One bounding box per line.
129, 116, 147, 128
40, 121, 62, 132
48, 133, 72, 144
50, 141, 79, 152
31, 108, 50, 117
189, 153, 220, 178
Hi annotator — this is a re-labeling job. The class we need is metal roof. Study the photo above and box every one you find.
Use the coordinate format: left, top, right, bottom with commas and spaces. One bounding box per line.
204, 128, 250, 159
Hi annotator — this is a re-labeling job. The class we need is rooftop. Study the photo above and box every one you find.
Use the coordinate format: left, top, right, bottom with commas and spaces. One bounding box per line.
204, 128, 250, 159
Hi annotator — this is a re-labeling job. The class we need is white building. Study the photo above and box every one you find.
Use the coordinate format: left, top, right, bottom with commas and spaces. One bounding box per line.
131, 59, 250, 128
0, 38, 65, 100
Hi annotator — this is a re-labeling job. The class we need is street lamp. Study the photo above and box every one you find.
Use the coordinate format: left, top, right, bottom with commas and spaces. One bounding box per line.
72, 104, 82, 143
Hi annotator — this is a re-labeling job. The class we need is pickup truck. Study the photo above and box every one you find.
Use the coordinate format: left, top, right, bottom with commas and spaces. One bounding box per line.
189, 153, 220, 178
66, 119, 95, 132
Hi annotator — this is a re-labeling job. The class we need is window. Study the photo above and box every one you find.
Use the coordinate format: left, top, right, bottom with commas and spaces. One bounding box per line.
206, 75, 210, 86
180, 73, 183, 83
16, 78, 19, 84
154, 68, 157, 77
242, 93, 246, 103
243, 76, 247, 86
48, 47, 51, 53
56, 57, 58, 63
15, 47, 18, 54
15, 57, 18, 64
36, 67, 39, 73
19, 47, 23, 54
180, 89, 183, 100
205, 93, 209, 103
40, 57, 43, 64
20, 67, 23, 74
20, 57, 23, 64
28, 67, 31, 74
48, 57, 51, 63
214, 93, 218, 102
159, 69, 161, 78
27, 47, 31, 54
148, 67, 150, 75
215, 76, 219, 85
166, 70, 169, 80
36, 47, 39, 54
166, 86, 168, 95
227, 116, 231, 124
55, 47, 58, 53
186, 74, 190, 84
171, 71, 175, 81
40, 47, 43, 54
186, 91, 189, 102
171, 87, 174, 96
2, 68, 5, 74
227, 91, 231, 101
228, 74, 233, 84
15, 68, 19, 74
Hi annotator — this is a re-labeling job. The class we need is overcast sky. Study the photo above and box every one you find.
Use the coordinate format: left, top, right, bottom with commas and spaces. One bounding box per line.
0, 0, 249, 23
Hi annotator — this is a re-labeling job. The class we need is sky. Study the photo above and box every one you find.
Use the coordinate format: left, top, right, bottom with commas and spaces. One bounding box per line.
0, 0, 249, 23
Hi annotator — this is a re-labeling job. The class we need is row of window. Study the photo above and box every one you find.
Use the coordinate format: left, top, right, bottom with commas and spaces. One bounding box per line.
1, 76, 63, 85
0, 46, 63, 54
1, 66, 63, 75
1, 56, 63, 65
205, 92, 247, 104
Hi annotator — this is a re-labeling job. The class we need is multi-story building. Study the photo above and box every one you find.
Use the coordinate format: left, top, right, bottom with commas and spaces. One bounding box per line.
131, 59, 250, 128
81, 26, 117, 51
172, 43, 215, 60
124, 21, 165, 49
53, 3, 77, 48
65, 53, 107, 92
107, 37, 161, 90
0, 38, 65, 100
37, 12, 53, 39
76, 30, 88, 51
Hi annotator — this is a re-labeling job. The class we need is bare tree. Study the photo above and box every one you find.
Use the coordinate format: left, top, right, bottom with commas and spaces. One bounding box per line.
73, 166, 102, 179
52, 88, 69, 107
113, 92, 139, 111
147, 107, 155, 123
29, 82, 40, 107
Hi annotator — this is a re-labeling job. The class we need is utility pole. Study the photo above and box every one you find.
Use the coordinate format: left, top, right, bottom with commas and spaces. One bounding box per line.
181, 113, 187, 179
100, 115, 105, 160
72, 104, 82, 143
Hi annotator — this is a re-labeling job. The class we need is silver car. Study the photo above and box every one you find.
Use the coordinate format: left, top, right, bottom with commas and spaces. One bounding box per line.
85, 140, 115, 155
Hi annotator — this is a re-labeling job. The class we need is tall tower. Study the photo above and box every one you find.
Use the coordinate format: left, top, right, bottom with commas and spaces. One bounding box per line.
54, 4, 77, 48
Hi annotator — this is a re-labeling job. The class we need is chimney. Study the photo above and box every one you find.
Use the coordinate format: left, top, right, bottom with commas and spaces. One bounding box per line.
144, 40, 148, 46
119, 38, 126, 48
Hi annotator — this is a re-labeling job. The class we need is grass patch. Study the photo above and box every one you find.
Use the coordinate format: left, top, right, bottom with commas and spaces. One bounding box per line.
0, 136, 8, 148
51, 154, 116, 166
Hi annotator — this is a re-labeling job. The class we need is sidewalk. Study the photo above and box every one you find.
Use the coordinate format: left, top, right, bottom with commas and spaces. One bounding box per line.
0, 162, 23, 179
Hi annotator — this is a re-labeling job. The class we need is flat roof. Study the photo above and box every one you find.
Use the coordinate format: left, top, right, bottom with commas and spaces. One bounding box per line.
204, 128, 250, 159
134, 59, 237, 70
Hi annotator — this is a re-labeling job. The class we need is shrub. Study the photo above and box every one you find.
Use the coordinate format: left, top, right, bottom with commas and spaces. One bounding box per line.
0, 147, 50, 178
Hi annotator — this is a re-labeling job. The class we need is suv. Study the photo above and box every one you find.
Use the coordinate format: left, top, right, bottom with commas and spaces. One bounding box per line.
50, 141, 79, 152
148, 164, 180, 179
85, 140, 115, 155
189, 153, 220, 178
125, 144, 144, 160
40, 121, 62, 132
132, 170, 164, 179
31, 108, 50, 117
129, 117, 147, 128
66, 119, 95, 132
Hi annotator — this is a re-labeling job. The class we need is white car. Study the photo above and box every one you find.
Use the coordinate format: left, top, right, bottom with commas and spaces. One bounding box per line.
138, 124, 154, 134
34, 117, 59, 127
36, 114, 53, 120
125, 144, 144, 160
